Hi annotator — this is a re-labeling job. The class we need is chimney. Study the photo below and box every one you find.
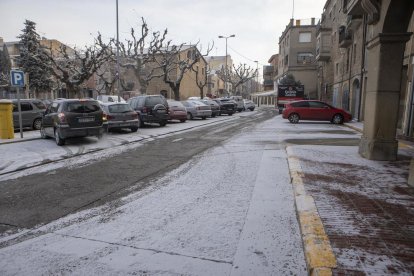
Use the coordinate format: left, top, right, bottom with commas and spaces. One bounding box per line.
296, 19, 301, 26
311, 17, 315, 25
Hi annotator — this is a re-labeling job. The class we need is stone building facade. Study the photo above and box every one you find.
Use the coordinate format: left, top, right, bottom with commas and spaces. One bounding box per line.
263, 54, 278, 91
316, 0, 414, 160
316, 0, 365, 120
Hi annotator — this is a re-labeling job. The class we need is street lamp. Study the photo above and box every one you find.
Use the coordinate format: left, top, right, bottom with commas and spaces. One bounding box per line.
115, 0, 121, 102
218, 34, 235, 96
254, 60, 259, 92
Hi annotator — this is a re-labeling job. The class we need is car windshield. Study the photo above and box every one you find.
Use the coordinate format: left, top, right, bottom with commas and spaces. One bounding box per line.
66, 101, 101, 113
108, 104, 133, 113
32, 101, 46, 109
168, 101, 184, 108
145, 97, 164, 106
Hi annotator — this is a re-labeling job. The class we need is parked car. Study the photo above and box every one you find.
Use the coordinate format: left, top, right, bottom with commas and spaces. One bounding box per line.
97, 94, 126, 103
282, 100, 352, 124
212, 98, 235, 116
12, 99, 47, 130
40, 99, 104, 146
243, 99, 255, 111
167, 100, 187, 123
182, 100, 212, 120
199, 99, 220, 117
100, 102, 139, 132
230, 96, 244, 112
127, 95, 169, 127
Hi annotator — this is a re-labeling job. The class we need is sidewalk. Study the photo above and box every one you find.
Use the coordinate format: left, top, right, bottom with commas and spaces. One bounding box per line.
288, 121, 414, 275
0, 130, 40, 145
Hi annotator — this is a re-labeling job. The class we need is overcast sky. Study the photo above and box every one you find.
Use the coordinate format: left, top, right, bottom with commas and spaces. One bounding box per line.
0, 0, 326, 77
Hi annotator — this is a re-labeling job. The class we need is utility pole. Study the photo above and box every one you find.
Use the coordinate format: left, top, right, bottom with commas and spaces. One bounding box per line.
116, 0, 121, 102
254, 60, 259, 92
218, 34, 235, 96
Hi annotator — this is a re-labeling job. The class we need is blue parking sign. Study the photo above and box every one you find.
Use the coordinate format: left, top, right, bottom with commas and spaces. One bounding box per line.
10, 70, 25, 87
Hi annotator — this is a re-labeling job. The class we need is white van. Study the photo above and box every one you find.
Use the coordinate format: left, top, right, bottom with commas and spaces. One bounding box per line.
230, 96, 244, 112
97, 95, 126, 103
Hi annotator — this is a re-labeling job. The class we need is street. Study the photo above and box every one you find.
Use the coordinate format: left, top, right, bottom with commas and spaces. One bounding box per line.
1, 109, 364, 275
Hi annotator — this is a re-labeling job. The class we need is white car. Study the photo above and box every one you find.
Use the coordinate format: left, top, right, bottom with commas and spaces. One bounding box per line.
97, 95, 126, 103
243, 99, 255, 111
230, 96, 244, 112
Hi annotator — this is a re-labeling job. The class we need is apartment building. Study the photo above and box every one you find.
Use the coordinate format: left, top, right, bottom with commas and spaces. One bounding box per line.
263, 54, 278, 91
315, 0, 414, 160
276, 18, 318, 99
316, 0, 365, 120
205, 55, 233, 97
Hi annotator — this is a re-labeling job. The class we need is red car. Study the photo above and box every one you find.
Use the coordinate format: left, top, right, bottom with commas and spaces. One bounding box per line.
282, 100, 352, 124
167, 100, 187, 123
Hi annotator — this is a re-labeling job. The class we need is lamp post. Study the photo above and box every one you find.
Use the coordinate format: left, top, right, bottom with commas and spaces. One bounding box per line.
218, 34, 235, 96
116, 0, 121, 102
254, 60, 259, 92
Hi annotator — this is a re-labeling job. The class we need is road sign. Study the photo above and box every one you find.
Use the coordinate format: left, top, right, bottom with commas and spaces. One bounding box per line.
10, 70, 25, 87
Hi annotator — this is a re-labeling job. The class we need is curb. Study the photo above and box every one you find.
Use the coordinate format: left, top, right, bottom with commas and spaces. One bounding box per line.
0, 136, 41, 145
286, 146, 337, 276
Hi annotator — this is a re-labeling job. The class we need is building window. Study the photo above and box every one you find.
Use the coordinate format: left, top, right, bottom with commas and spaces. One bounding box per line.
299, 32, 312, 43
336, 63, 339, 75
297, 52, 314, 64
284, 55, 289, 66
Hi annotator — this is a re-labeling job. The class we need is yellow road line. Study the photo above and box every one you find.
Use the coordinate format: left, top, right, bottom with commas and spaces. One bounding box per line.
287, 149, 337, 275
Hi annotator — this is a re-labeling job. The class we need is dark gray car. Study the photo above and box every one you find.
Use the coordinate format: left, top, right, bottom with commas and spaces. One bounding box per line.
127, 95, 169, 127
12, 99, 46, 130
100, 102, 139, 132
40, 99, 104, 146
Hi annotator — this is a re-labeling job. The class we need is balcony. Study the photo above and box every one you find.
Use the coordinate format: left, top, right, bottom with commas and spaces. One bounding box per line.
338, 25, 352, 48
316, 29, 331, 62
347, 14, 363, 31
346, 0, 364, 16
263, 65, 274, 75
263, 79, 274, 88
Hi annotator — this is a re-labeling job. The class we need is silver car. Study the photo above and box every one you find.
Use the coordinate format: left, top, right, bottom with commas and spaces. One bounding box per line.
100, 102, 139, 132
243, 99, 255, 111
12, 99, 47, 130
182, 100, 212, 120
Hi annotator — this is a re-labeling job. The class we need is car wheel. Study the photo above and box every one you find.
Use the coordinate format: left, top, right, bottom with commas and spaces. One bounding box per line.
187, 112, 193, 120
228, 112, 233, 116
201, 116, 207, 120
54, 128, 65, 146
33, 118, 42, 130
179, 119, 186, 123
288, 113, 300, 124
40, 126, 47, 139
211, 114, 216, 118
332, 114, 344, 124
130, 127, 138, 132
159, 120, 167, 127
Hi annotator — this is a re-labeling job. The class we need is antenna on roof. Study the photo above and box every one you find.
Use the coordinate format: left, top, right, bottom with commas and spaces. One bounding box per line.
292, 0, 295, 19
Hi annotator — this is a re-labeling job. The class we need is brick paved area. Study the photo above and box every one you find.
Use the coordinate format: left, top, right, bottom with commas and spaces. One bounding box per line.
293, 146, 414, 275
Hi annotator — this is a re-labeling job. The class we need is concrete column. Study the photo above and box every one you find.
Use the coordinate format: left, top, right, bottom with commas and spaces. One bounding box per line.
359, 33, 412, 160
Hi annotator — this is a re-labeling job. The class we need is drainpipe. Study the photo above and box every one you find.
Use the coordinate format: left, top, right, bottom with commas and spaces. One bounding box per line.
358, 14, 367, 122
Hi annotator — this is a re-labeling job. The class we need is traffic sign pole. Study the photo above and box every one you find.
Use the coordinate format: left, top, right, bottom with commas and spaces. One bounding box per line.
16, 87, 23, 138
10, 69, 26, 138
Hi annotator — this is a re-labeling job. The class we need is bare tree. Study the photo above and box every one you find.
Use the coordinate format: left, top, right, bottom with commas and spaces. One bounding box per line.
191, 45, 213, 99
114, 18, 168, 95
156, 43, 213, 101
217, 63, 257, 95
46, 34, 111, 97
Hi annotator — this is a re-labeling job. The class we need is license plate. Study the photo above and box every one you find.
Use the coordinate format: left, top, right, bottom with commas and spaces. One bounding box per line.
119, 123, 130, 127
78, 117, 95, 123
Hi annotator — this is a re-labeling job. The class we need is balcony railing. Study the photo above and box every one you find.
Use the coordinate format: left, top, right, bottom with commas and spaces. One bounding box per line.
338, 25, 352, 48
316, 29, 331, 62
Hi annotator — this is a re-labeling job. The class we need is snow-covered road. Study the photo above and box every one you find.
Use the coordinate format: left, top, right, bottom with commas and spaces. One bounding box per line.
0, 114, 362, 275
0, 115, 307, 275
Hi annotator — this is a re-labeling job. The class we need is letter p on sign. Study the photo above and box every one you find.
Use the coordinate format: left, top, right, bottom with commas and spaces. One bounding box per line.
10, 70, 25, 87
